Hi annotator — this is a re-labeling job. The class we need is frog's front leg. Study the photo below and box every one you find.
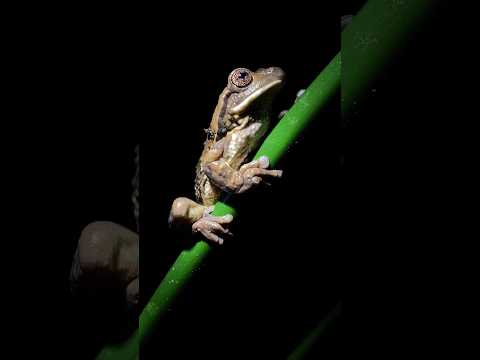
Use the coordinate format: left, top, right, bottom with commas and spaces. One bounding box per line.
169, 197, 233, 244
202, 127, 283, 194
204, 155, 283, 194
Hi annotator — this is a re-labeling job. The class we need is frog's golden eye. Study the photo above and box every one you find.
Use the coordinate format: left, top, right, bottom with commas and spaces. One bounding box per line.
229, 68, 253, 88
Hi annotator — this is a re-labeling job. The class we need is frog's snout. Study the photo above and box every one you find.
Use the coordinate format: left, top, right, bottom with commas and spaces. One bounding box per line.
263, 67, 285, 81
257, 66, 285, 80
268, 66, 285, 76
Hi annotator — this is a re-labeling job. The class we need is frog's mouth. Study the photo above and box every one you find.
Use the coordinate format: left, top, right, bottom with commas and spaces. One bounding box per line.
228, 79, 283, 115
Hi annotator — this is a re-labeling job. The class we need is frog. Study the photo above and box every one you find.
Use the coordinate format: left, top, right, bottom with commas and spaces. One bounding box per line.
168, 67, 285, 244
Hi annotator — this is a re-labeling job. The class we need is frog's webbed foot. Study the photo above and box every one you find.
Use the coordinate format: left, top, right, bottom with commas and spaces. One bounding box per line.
235, 156, 283, 194
192, 207, 233, 245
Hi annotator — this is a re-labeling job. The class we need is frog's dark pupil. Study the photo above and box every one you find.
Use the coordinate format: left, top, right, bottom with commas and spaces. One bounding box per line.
230, 68, 252, 87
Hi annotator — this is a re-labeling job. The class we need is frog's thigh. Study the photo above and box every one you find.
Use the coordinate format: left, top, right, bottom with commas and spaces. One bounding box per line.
169, 197, 206, 225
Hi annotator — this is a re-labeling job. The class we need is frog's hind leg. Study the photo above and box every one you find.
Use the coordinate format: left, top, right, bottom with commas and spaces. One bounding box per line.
168, 197, 206, 228
169, 197, 233, 244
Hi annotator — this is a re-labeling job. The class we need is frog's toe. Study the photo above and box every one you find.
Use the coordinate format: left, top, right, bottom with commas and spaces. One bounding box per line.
296, 89, 306, 99
192, 216, 233, 245
204, 212, 233, 224
239, 156, 269, 174
236, 157, 283, 193
258, 156, 270, 168
278, 110, 288, 119
197, 227, 225, 244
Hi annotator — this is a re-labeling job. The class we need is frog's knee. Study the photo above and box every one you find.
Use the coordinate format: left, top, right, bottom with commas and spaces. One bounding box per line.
169, 197, 193, 225
170, 198, 191, 217
78, 221, 117, 273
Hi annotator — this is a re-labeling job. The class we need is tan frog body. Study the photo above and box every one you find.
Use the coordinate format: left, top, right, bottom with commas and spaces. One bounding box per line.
169, 67, 285, 244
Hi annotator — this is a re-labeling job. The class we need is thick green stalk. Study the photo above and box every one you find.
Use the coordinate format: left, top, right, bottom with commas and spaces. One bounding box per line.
95, 55, 340, 360
342, 0, 433, 116
137, 202, 236, 347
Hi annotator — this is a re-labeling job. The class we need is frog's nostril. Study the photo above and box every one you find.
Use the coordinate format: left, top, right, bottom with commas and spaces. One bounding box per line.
268, 67, 285, 79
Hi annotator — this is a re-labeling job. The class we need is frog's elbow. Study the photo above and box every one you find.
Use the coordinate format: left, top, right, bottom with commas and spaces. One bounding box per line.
201, 161, 215, 179
203, 162, 243, 193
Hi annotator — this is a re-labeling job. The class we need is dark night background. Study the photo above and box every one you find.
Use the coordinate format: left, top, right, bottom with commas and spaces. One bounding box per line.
342, 1, 463, 358
7, 1, 463, 359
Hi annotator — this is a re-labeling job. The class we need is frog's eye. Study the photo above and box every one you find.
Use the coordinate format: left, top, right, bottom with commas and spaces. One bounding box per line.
229, 68, 253, 88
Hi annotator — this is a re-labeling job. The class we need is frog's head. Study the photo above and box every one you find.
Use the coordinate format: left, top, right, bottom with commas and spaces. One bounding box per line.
209, 67, 285, 140
226, 67, 285, 116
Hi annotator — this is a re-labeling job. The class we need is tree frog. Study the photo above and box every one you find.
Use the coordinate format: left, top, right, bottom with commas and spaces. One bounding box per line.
169, 67, 285, 244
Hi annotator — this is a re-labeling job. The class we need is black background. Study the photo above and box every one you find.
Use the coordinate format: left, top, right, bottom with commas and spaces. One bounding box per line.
7, 1, 463, 358
342, 1, 463, 358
